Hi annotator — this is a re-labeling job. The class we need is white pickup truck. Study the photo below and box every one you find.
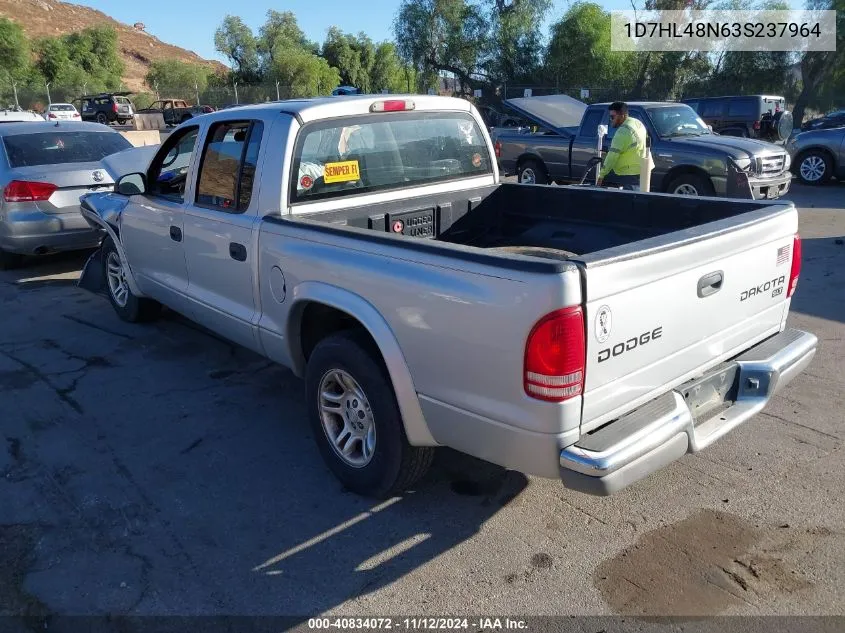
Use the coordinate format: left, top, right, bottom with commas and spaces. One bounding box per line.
77, 94, 817, 498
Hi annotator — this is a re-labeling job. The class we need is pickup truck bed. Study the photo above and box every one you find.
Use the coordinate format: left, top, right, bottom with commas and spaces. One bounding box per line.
272, 181, 814, 493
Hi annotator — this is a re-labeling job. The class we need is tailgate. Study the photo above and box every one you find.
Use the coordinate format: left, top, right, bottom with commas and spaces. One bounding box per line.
580, 207, 798, 432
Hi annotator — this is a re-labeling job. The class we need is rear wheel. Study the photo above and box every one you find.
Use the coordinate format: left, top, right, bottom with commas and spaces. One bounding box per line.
102, 237, 161, 323
666, 173, 715, 197
517, 159, 548, 185
96, 112, 108, 125
305, 330, 435, 498
796, 150, 832, 185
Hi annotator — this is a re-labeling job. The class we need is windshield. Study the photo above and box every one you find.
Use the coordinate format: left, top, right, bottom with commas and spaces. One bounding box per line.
291, 111, 493, 203
3, 131, 132, 167
646, 105, 710, 138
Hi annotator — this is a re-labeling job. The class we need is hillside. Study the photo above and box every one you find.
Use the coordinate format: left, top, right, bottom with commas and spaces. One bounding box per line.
0, 0, 228, 92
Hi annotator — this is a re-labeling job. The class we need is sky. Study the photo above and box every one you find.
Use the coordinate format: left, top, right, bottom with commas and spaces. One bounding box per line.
71, 0, 807, 67
70, 0, 643, 65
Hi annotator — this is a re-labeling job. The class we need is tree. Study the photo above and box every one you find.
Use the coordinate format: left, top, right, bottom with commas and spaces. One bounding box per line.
145, 59, 211, 96
791, 0, 845, 126
259, 10, 314, 71
393, 0, 489, 93
269, 50, 341, 97
545, 3, 636, 92
487, 0, 552, 84
0, 18, 30, 83
214, 15, 261, 82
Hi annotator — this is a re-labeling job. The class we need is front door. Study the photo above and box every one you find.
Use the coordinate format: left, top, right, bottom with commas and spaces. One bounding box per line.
121, 125, 200, 316
182, 118, 265, 354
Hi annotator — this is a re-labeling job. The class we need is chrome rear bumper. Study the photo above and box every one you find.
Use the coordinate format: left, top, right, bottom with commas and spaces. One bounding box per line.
559, 328, 818, 495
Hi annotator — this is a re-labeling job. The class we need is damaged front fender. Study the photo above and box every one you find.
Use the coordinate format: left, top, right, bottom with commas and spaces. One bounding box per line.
77, 192, 145, 298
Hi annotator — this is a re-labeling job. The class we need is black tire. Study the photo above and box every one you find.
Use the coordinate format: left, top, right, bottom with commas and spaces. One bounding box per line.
96, 112, 108, 125
666, 172, 715, 197
795, 149, 833, 186
102, 237, 161, 323
0, 249, 24, 271
517, 159, 548, 185
305, 330, 435, 498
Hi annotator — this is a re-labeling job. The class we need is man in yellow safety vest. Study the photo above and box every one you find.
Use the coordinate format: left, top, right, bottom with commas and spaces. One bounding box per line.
597, 101, 648, 191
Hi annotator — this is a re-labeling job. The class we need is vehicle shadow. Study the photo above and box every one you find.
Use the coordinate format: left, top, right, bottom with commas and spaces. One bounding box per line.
2, 250, 91, 290
67, 305, 534, 619
240, 448, 530, 621
789, 235, 845, 324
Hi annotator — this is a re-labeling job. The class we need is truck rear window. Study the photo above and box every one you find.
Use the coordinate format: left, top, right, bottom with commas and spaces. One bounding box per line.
290, 111, 493, 203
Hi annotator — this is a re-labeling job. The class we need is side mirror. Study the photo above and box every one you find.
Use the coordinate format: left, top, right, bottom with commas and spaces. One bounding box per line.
116, 172, 146, 196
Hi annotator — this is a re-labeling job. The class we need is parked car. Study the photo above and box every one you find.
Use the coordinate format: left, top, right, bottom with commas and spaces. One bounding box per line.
0, 121, 134, 269
75, 95, 815, 499
800, 109, 845, 132
496, 95, 792, 199
1, 108, 44, 123
135, 99, 214, 126
43, 102, 81, 121
785, 124, 845, 185
682, 95, 793, 143
77, 92, 135, 125
332, 86, 362, 96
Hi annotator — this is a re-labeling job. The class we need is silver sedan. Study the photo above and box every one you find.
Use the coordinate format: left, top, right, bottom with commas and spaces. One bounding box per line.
0, 121, 134, 269
785, 124, 845, 185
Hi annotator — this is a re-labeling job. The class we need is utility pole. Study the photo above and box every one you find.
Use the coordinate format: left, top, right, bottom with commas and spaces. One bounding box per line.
12, 81, 19, 109
195, 81, 200, 106
233, 80, 239, 104
276, 81, 280, 101
46, 81, 51, 105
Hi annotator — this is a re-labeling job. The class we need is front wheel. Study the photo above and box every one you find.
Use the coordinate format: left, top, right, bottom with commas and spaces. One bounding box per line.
102, 238, 161, 323
305, 331, 435, 498
666, 173, 715, 197
795, 150, 832, 185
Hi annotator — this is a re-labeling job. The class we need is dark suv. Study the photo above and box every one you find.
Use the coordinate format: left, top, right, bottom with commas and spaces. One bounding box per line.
682, 95, 793, 143
76, 92, 135, 125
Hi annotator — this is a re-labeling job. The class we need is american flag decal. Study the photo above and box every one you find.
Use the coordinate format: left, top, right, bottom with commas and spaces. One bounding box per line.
777, 244, 790, 265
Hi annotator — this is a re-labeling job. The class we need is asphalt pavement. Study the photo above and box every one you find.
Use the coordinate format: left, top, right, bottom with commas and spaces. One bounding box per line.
1, 182, 843, 625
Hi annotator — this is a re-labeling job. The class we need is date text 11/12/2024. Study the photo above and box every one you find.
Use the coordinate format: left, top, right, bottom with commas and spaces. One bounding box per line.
308, 617, 529, 630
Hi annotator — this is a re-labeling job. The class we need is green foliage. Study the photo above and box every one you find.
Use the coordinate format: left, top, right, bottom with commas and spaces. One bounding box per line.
214, 15, 261, 82
0, 18, 30, 82
145, 59, 211, 96
545, 3, 636, 90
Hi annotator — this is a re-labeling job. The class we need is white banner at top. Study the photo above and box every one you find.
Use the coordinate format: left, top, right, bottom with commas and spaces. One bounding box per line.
610, 10, 837, 52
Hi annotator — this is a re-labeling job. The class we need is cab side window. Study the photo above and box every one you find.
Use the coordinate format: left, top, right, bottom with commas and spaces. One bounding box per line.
195, 120, 264, 213
146, 126, 199, 203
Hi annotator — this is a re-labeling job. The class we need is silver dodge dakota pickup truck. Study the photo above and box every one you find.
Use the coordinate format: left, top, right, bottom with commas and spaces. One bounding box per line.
77, 94, 817, 499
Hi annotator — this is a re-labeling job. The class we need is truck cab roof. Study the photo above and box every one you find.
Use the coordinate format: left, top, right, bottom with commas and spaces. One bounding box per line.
190, 94, 473, 126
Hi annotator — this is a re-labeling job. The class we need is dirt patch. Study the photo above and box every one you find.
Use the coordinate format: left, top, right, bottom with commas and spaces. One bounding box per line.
0, 525, 50, 617
594, 509, 824, 616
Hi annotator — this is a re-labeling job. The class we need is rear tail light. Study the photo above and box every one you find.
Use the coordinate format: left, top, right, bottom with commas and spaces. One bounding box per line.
48, 113, 56, 119
494, 140, 502, 158
524, 307, 585, 402
73, 113, 80, 118
112, 102, 118, 113
753, 120, 761, 130
787, 232, 802, 297
370, 99, 415, 112
3, 180, 58, 202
